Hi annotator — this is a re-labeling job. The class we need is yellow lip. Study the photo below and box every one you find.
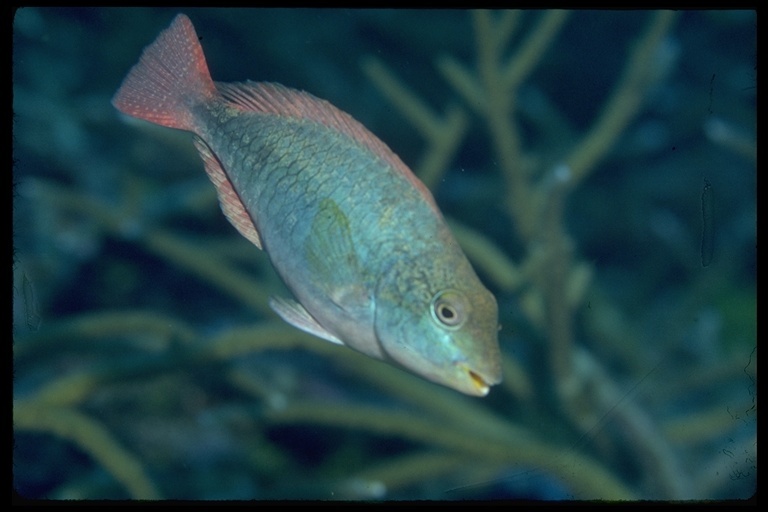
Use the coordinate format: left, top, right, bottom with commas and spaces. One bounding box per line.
459, 365, 490, 396
469, 371, 490, 396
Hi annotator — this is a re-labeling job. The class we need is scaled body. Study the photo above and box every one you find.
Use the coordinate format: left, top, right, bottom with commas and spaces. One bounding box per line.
112, 14, 501, 396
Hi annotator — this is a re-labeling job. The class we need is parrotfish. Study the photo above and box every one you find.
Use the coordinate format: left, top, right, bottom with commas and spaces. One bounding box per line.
112, 14, 501, 396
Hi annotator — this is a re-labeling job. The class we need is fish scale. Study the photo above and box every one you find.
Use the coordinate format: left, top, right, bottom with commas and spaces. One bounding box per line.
204, 110, 418, 290
113, 13, 502, 396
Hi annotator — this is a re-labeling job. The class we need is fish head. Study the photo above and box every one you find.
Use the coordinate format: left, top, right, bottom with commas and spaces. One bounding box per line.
374, 274, 502, 396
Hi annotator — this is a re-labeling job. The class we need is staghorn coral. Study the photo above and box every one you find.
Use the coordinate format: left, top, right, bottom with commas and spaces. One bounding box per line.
13, 9, 755, 500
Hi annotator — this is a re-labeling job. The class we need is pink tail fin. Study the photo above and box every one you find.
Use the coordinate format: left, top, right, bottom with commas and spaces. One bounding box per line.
112, 14, 216, 131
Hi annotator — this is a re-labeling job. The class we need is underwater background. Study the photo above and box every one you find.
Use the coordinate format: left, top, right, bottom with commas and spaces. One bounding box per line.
13, 8, 755, 501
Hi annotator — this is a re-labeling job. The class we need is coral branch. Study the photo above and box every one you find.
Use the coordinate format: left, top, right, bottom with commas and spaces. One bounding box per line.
144, 229, 274, 316
265, 401, 636, 499
361, 57, 469, 189
351, 451, 479, 494
14, 310, 198, 362
25, 178, 275, 317
14, 402, 160, 499
436, 56, 487, 114
566, 10, 679, 185
502, 10, 569, 89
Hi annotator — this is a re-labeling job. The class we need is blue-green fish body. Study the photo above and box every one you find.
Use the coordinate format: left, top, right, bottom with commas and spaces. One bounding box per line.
112, 14, 501, 395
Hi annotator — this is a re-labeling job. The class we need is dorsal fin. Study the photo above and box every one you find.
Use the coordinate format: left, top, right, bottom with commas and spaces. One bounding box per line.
216, 81, 439, 212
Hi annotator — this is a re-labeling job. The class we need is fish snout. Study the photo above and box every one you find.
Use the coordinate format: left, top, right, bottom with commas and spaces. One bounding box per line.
457, 362, 499, 397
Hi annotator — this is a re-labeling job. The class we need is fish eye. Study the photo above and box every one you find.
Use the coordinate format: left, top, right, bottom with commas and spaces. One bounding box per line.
430, 290, 467, 329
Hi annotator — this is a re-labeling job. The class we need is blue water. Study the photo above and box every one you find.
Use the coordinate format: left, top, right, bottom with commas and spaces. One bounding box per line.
13, 8, 755, 502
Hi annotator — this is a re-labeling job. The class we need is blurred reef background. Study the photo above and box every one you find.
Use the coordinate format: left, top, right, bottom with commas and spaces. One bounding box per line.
13, 8, 755, 501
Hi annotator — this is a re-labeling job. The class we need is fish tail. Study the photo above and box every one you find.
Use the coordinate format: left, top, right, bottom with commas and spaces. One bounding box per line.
112, 14, 216, 131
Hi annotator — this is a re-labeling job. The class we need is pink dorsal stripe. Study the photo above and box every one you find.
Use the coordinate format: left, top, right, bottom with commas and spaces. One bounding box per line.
216, 81, 439, 212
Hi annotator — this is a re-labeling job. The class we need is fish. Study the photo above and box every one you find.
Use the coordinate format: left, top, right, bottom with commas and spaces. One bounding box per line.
112, 13, 502, 396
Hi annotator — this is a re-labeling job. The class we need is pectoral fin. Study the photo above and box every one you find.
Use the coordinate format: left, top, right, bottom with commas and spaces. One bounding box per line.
271, 199, 372, 347
305, 198, 369, 313
269, 296, 344, 345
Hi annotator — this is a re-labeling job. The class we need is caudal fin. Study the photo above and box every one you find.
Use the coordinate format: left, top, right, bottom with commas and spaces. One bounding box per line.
112, 14, 216, 131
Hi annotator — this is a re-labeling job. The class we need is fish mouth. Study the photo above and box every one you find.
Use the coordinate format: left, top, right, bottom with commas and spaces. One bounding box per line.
469, 371, 490, 396
462, 366, 491, 396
